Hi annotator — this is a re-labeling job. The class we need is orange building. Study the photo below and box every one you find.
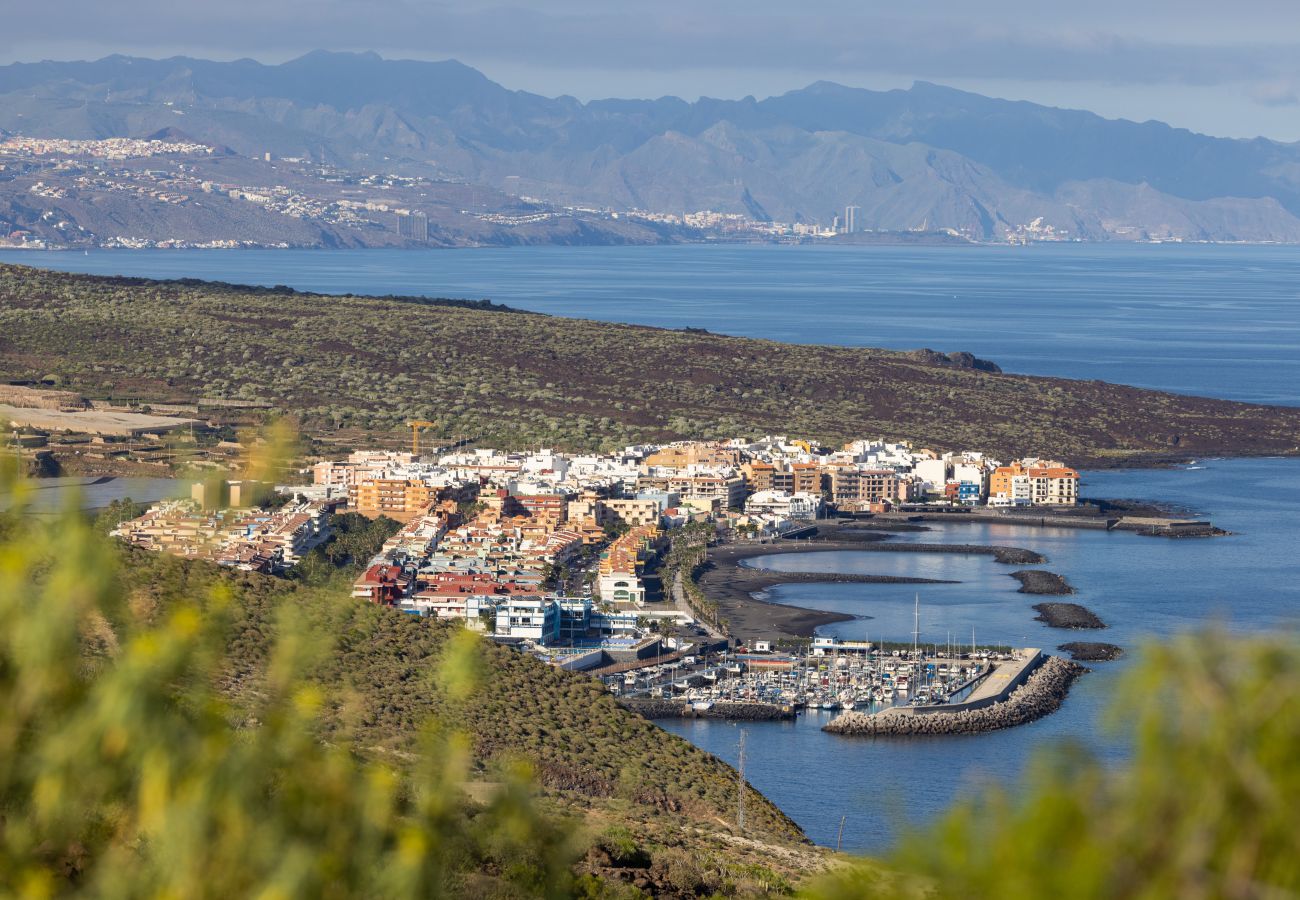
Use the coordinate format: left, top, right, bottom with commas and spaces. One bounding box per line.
644, 442, 741, 469
990, 461, 1079, 506
348, 479, 438, 518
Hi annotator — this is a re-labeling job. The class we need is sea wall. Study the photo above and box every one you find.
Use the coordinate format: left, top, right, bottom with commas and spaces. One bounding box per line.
893, 510, 1112, 531
823, 656, 1087, 736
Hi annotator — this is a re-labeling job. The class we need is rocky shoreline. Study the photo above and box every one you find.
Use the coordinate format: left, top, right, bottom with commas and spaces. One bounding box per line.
822, 656, 1088, 737
1058, 641, 1124, 661
621, 699, 795, 721
1010, 570, 1076, 595
1033, 602, 1107, 629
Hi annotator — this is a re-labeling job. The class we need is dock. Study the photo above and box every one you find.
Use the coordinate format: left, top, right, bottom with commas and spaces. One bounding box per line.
823, 651, 1086, 737
902, 649, 1042, 716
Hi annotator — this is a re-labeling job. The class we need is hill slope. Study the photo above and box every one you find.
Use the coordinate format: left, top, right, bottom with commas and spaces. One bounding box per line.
2, 263, 1298, 464
112, 546, 821, 890
4, 52, 1300, 242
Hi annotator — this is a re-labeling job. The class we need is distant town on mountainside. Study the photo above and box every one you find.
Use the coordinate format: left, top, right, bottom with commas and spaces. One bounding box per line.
5, 52, 1300, 249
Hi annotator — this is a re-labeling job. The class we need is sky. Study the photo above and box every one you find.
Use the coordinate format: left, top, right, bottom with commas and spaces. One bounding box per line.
3, 0, 1300, 141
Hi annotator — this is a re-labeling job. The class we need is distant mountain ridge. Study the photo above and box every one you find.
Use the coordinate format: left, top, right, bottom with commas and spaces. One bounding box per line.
4, 51, 1300, 242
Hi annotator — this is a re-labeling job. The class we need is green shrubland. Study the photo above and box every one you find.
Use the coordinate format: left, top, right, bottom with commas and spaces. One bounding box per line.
0, 462, 812, 897
3, 264, 1299, 464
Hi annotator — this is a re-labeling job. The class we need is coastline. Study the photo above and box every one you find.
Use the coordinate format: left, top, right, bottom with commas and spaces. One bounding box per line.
697, 525, 1049, 643
823, 656, 1089, 737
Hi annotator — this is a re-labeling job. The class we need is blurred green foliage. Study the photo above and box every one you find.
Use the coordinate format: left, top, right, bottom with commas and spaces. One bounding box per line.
0, 460, 583, 897
0, 453, 811, 896
807, 632, 1300, 899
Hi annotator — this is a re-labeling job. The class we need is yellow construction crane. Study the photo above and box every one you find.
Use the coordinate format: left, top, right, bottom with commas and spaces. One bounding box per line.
407, 420, 437, 456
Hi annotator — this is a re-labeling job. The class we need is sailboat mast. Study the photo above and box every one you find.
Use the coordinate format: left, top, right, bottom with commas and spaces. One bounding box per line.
913, 593, 920, 658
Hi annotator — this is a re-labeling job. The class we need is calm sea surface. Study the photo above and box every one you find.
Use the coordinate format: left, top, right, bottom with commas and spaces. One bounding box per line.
660, 457, 1300, 851
3, 244, 1298, 853
2, 243, 1299, 405
0, 476, 183, 514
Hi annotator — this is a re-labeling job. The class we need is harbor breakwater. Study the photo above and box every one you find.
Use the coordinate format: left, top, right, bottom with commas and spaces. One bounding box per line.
1034, 602, 1107, 629
621, 699, 795, 721
822, 656, 1088, 737
1010, 570, 1076, 595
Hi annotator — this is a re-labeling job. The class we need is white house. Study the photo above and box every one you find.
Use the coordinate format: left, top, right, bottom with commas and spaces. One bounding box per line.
494, 597, 561, 642
598, 570, 646, 606
744, 490, 823, 520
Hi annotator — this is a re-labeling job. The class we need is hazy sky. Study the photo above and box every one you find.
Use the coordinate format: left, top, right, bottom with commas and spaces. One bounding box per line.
4, 0, 1300, 141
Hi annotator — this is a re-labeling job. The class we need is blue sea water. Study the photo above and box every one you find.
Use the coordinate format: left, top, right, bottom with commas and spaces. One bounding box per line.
0, 476, 183, 514
659, 458, 1300, 851
2, 243, 1299, 405
3, 243, 1298, 853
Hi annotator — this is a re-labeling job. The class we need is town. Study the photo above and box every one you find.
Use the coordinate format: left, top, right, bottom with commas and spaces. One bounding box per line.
0, 135, 1068, 250
108, 433, 1081, 670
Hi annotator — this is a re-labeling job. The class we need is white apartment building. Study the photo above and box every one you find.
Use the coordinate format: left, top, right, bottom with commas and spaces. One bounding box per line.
494, 597, 561, 642
744, 490, 823, 520
598, 569, 646, 606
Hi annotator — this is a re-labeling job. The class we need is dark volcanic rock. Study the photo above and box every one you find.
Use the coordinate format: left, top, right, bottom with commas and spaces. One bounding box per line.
993, 547, 1046, 565
1058, 641, 1124, 661
905, 348, 1003, 373
1033, 602, 1107, 629
1011, 570, 1075, 594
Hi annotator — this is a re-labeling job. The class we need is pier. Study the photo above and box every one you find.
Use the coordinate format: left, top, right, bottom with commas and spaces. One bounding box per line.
609, 637, 1039, 720
823, 652, 1087, 736
905, 648, 1042, 715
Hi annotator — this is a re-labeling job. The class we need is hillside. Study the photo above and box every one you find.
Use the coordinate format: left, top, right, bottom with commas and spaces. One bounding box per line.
4, 52, 1300, 242
0, 142, 687, 250
112, 545, 822, 891
2, 263, 1299, 464
0, 486, 830, 896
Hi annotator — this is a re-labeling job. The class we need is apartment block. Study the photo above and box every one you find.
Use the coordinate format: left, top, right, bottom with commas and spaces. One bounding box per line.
348, 479, 438, 517
990, 461, 1079, 506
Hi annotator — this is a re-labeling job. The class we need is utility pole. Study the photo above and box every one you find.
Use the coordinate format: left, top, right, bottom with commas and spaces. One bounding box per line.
736, 729, 748, 832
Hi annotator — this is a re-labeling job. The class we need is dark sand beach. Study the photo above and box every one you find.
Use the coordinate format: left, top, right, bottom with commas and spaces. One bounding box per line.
697, 526, 1053, 643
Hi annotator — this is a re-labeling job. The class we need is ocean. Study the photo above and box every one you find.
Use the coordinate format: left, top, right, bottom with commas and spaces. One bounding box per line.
4, 242, 1298, 852
658, 457, 1300, 851
3, 243, 1299, 405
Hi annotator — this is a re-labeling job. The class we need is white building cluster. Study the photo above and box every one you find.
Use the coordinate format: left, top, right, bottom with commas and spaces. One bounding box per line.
111, 435, 1079, 654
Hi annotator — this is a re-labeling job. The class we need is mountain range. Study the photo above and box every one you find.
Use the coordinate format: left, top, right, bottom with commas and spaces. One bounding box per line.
4, 50, 1300, 243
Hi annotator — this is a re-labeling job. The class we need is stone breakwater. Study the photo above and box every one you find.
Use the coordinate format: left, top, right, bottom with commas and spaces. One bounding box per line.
743, 569, 957, 587
1010, 570, 1076, 595
1034, 602, 1107, 629
621, 699, 795, 721
1058, 641, 1124, 661
822, 657, 1088, 737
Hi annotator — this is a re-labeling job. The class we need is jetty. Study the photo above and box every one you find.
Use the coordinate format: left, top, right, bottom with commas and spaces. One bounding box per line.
823, 651, 1088, 736
880, 508, 1222, 537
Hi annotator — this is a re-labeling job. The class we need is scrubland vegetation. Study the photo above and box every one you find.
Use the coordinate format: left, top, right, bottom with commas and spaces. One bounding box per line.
0, 463, 821, 898
3, 264, 1299, 463
4, 461, 1300, 896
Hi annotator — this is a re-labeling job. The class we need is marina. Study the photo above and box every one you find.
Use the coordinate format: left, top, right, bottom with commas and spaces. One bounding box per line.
615, 596, 1036, 718
623, 647, 1020, 715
